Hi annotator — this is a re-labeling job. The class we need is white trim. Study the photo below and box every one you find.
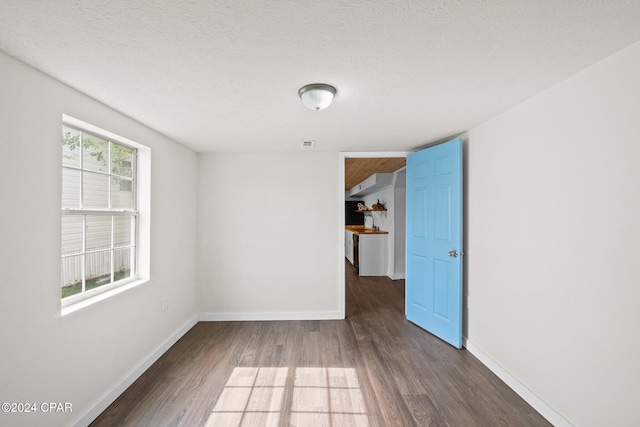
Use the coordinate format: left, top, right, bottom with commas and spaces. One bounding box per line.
199, 311, 343, 322
71, 316, 198, 427
61, 278, 149, 316
60, 114, 151, 311
338, 152, 346, 319
463, 337, 574, 427
341, 151, 413, 159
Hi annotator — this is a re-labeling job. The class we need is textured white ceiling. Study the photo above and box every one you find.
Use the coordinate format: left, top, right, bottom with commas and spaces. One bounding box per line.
1, 1, 640, 153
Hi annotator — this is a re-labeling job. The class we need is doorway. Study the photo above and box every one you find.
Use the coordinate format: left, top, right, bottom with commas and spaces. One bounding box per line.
339, 151, 411, 318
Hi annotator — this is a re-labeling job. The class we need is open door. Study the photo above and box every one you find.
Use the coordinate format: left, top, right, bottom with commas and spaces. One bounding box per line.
406, 138, 463, 348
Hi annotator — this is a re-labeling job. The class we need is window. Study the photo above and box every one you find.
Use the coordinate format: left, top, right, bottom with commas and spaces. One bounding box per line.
61, 120, 138, 304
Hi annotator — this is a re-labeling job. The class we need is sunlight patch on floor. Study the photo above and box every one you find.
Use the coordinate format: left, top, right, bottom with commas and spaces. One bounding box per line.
205, 367, 369, 427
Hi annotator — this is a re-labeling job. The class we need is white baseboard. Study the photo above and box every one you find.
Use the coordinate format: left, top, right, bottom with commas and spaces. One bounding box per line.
199, 311, 343, 321
387, 272, 405, 280
72, 315, 198, 427
463, 337, 573, 427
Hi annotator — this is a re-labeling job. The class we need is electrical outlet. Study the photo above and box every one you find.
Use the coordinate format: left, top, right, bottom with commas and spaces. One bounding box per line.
161, 296, 169, 312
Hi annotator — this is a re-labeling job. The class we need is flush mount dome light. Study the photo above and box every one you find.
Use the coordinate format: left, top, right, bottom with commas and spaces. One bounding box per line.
298, 83, 336, 110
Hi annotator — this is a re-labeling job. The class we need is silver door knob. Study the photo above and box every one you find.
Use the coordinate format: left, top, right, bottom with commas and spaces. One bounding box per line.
448, 250, 464, 257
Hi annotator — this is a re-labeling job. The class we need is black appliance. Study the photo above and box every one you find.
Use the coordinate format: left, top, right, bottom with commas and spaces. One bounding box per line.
345, 201, 365, 225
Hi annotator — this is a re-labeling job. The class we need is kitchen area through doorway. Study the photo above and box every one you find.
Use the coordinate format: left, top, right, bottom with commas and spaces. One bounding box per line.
344, 156, 408, 291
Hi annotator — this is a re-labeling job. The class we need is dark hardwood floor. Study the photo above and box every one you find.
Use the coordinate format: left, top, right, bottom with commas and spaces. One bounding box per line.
90, 262, 551, 426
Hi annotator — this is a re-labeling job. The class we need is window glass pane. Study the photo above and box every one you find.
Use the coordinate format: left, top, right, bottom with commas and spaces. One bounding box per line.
85, 251, 112, 290
114, 247, 133, 282
62, 126, 81, 168
82, 133, 109, 173
62, 168, 81, 208
111, 144, 133, 177
114, 216, 132, 247
83, 171, 109, 209
62, 216, 83, 255
86, 216, 112, 252
61, 255, 83, 298
61, 120, 141, 301
111, 177, 134, 209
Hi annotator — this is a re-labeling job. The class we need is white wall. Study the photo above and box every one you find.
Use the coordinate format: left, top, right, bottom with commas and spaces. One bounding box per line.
465, 41, 640, 426
3, 33, 638, 427
361, 188, 393, 231
0, 51, 199, 427
393, 169, 406, 279
198, 152, 341, 320
360, 169, 406, 279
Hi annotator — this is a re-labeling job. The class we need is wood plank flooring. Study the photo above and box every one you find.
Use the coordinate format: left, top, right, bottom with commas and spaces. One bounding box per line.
90, 263, 551, 426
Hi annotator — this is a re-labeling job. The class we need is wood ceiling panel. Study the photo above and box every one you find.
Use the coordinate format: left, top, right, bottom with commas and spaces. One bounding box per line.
345, 157, 406, 191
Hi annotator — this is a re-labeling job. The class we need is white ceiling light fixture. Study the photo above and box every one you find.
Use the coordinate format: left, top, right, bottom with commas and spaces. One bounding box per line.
298, 83, 337, 111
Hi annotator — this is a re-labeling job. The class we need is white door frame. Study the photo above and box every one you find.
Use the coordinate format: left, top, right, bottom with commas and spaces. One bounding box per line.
338, 151, 412, 318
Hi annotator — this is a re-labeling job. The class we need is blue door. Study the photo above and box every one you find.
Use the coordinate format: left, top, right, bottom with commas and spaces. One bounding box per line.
406, 139, 463, 348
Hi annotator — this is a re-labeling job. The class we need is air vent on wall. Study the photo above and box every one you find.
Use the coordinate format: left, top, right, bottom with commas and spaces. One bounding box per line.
301, 140, 315, 149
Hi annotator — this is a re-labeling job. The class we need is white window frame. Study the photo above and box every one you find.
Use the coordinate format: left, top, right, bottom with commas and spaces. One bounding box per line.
61, 115, 151, 314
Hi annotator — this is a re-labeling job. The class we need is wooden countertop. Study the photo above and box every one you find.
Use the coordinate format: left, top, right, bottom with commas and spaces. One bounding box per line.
345, 225, 389, 235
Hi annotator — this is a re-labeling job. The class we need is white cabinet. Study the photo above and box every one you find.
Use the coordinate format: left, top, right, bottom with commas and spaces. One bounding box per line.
358, 234, 387, 276
347, 173, 394, 197
345, 230, 355, 264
